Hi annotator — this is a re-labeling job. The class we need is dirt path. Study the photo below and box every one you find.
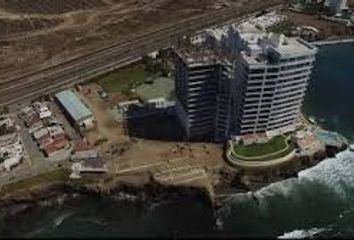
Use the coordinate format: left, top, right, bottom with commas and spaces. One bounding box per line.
0, 0, 235, 77
78, 84, 126, 143
0, 2, 135, 41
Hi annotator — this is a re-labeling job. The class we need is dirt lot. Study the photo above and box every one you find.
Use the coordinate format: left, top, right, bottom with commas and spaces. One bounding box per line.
0, 0, 238, 78
286, 11, 353, 39
74, 82, 225, 189
349, 0, 354, 8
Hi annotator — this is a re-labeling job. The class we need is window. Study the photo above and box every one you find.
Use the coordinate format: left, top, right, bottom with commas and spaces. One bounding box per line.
250, 68, 265, 74
263, 93, 274, 98
268, 67, 279, 73
266, 75, 277, 79
250, 76, 264, 81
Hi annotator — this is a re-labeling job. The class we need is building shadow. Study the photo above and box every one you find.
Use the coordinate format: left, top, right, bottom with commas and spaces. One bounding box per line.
124, 105, 184, 142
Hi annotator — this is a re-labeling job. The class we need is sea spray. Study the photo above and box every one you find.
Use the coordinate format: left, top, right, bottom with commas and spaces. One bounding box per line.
217, 149, 354, 237
298, 150, 354, 199
277, 227, 327, 239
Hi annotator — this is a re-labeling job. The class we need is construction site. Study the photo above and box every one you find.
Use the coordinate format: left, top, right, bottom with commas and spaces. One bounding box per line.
74, 75, 225, 191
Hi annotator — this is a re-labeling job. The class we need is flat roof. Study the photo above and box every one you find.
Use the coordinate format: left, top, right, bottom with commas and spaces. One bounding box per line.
55, 90, 92, 122
271, 37, 317, 58
241, 35, 317, 65
136, 77, 174, 101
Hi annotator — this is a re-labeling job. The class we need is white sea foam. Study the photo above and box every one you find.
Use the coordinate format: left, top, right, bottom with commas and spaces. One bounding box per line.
86, 217, 109, 226
112, 192, 138, 202
218, 148, 354, 233
277, 227, 327, 239
53, 212, 73, 227
254, 178, 298, 200
251, 148, 354, 201
24, 212, 74, 237
298, 149, 354, 197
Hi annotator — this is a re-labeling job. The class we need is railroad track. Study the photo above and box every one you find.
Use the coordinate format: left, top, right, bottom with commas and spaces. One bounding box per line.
0, 0, 284, 107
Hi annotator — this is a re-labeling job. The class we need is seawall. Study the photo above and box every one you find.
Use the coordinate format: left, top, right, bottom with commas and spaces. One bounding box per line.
313, 38, 354, 46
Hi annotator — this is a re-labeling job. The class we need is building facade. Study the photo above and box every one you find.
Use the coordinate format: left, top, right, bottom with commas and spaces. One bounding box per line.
325, 0, 348, 13
55, 90, 95, 132
233, 33, 318, 137
175, 22, 317, 142
174, 46, 233, 142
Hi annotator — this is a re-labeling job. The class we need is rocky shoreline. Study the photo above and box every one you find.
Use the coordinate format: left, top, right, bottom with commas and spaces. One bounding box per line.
215, 145, 346, 195
0, 144, 347, 233
0, 180, 215, 230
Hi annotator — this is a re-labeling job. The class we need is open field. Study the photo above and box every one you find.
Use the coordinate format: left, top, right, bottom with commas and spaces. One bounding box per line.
0, 18, 64, 35
0, 0, 284, 107
285, 11, 353, 39
99, 63, 149, 93
0, 168, 69, 197
0, 0, 106, 14
0, 0, 254, 78
72, 82, 225, 187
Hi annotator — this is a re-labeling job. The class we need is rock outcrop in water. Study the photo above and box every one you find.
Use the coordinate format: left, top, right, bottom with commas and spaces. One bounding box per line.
0, 177, 214, 230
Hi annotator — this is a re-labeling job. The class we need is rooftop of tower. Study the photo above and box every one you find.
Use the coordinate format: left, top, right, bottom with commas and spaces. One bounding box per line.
241, 33, 318, 65
174, 43, 231, 67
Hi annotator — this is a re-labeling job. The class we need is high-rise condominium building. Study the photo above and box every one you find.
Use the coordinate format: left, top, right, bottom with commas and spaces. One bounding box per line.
174, 46, 233, 142
233, 33, 318, 137
325, 0, 348, 13
174, 23, 318, 141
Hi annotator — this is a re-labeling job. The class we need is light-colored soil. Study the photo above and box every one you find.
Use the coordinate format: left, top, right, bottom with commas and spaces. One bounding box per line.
0, 0, 235, 78
286, 11, 353, 39
76, 83, 127, 143
76, 82, 225, 188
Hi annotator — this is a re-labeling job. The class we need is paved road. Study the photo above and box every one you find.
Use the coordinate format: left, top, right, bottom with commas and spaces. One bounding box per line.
0, 0, 283, 107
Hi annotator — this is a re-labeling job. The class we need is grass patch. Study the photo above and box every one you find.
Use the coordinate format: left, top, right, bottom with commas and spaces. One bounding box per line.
233, 135, 289, 159
68, 173, 102, 188
98, 63, 149, 93
239, 142, 295, 161
0, 168, 70, 196
135, 77, 175, 101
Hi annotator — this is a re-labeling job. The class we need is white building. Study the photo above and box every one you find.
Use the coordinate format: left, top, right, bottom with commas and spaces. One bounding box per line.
2, 154, 22, 172
32, 101, 52, 119
325, 0, 349, 13
174, 14, 317, 142
146, 98, 174, 109
0, 117, 25, 171
233, 33, 318, 137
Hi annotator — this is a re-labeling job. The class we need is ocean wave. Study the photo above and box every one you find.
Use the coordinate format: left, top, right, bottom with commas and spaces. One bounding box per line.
24, 212, 75, 238
38, 194, 69, 207
298, 149, 354, 197
112, 192, 138, 202
277, 227, 327, 239
217, 148, 354, 236
254, 178, 298, 200
222, 148, 354, 206
53, 212, 74, 227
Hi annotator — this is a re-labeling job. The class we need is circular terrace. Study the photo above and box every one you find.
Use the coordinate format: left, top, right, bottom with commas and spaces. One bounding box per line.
226, 134, 297, 168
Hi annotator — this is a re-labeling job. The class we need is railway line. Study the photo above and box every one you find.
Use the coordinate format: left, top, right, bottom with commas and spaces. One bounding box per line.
0, 0, 284, 107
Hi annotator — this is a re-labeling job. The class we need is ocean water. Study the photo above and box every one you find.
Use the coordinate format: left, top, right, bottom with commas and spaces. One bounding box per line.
1, 43, 354, 238
304, 42, 354, 141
